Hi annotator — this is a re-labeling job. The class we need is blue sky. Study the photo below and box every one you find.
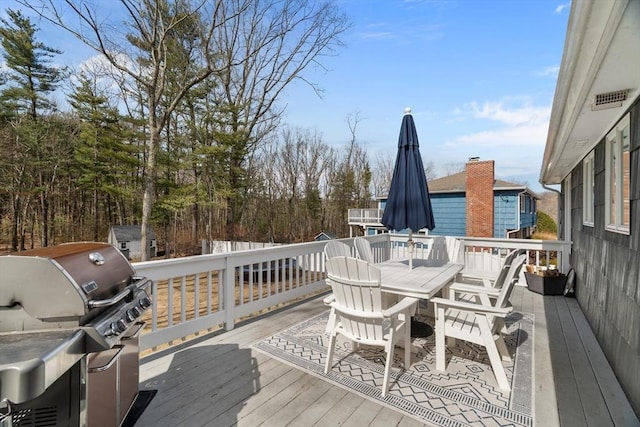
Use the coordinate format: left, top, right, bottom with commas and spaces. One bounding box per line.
2, 0, 571, 192
282, 0, 571, 192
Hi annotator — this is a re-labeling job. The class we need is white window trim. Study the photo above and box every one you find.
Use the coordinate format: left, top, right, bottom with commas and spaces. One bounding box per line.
604, 113, 630, 235
583, 151, 594, 227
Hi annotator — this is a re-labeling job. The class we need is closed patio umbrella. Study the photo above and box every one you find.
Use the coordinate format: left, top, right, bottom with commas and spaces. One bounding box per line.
381, 108, 435, 269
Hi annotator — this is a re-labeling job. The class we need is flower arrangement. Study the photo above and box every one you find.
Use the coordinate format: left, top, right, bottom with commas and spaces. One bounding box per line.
525, 264, 562, 277
524, 265, 566, 295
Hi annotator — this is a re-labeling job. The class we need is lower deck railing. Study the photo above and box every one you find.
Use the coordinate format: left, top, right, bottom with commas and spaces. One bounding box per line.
133, 235, 571, 351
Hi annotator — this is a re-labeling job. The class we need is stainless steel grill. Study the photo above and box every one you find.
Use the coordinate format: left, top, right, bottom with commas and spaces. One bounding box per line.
0, 242, 153, 427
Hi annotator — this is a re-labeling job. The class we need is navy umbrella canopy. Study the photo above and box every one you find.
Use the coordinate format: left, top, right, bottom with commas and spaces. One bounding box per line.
381, 108, 435, 234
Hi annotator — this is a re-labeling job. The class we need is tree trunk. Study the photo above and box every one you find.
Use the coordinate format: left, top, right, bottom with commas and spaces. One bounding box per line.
93, 186, 99, 241
11, 195, 20, 251
40, 189, 48, 247
140, 125, 159, 261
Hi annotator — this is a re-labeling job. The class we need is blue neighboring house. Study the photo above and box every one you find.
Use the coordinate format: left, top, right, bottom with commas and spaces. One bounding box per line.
349, 158, 538, 239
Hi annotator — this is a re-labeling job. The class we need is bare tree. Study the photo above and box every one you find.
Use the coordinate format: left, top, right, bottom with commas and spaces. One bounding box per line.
443, 161, 466, 176
299, 130, 330, 239
209, 0, 349, 242
371, 152, 394, 198
275, 127, 303, 241
18, 0, 349, 256
17, 0, 257, 259
273, 127, 329, 241
325, 113, 371, 236
424, 159, 437, 181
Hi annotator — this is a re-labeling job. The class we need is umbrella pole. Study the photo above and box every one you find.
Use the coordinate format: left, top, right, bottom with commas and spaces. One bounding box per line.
408, 230, 414, 269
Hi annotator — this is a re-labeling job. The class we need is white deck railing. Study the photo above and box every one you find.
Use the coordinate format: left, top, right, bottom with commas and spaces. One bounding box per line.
133, 235, 571, 351
348, 208, 385, 224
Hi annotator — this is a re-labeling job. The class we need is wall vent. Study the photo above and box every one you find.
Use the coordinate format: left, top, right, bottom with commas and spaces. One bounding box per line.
591, 89, 628, 111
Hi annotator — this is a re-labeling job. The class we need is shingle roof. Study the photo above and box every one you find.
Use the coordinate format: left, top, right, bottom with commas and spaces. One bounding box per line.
314, 231, 338, 241
427, 171, 530, 193
110, 225, 156, 241
428, 172, 466, 192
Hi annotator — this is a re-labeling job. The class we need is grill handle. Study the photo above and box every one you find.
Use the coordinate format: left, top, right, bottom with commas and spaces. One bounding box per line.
88, 345, 124, 373
0, 398, 12, 427
87, 287, 131, 309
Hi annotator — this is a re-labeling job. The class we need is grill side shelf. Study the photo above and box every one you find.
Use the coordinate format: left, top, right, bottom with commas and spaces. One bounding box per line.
0, 329, 85, 404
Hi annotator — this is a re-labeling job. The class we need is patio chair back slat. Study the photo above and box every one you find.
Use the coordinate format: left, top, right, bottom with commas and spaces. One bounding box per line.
427, 236, 462, 263
324, 241, 352, 259
354, 236, 375, 264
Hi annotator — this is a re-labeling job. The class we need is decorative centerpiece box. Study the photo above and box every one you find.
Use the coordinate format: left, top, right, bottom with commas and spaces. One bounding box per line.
524, 266, 567, 295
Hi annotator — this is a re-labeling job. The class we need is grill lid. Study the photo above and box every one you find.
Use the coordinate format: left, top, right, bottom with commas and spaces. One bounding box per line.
0, 242, 135, 321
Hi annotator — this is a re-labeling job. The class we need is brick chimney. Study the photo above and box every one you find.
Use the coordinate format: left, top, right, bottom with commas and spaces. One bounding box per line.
466, 158, 494, 238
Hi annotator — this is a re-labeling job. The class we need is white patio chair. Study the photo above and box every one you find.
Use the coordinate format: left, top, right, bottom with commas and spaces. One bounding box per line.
323, 241, 353, 333
324, 256, 418, 397
426, 236, 463, 263
431, 253, 527, 391
454, 249, 523, 304
323, 240, 352, 259
354, 236, 375, 264
458, 248, 522, 288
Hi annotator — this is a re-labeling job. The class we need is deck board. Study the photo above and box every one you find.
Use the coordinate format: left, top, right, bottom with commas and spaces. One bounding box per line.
236, 369, 322, 426
307, 389, 367, 426
344, 399, 385, 425
135, 286, 638, 426
287, 387, 351, 426
556, 296, 613, 426
545, 294, 587, 426
565, 297, 638, 426
532, 284, 561, 426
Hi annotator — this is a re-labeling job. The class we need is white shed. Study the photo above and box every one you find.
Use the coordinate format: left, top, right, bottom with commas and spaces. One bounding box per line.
108, 225, 157, 260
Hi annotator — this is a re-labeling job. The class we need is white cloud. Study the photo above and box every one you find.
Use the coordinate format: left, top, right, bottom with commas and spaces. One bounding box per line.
358, 31, 396, 40
536, 66, 560, 78
439, 99, 551, 187
555, 3, 571, 14
459, 99, 550, 128
454, 123, 547, 147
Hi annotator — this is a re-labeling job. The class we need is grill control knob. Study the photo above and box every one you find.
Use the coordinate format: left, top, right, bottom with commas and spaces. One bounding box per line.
126, 307, 142, 322
110, 319, 128, 335
139, 296, 152, 310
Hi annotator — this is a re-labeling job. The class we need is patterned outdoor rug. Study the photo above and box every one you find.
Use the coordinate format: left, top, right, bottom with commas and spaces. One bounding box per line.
253, 310, 534, 426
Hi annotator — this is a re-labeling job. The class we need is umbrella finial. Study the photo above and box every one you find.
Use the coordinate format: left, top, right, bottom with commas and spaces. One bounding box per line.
404, 107, 411, 115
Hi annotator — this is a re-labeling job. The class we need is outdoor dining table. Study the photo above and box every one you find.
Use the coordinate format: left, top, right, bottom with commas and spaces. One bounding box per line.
378, 257, 464, 338
379, 258, 464, 299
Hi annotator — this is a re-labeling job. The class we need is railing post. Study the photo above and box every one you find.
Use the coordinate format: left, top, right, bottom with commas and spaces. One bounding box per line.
561, 241, 571, 274
224, 255, 235, 331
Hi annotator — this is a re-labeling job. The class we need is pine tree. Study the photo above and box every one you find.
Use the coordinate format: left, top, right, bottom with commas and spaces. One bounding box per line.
0, 9, 68, 247
0, 9, 66, 119
68, 72, 138, 240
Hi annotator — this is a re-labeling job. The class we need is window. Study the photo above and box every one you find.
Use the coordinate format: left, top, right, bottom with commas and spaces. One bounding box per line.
605, 114, 630, 234
583, 151, 594, 226
520, 195, 526, 213
120, 242, 127, 249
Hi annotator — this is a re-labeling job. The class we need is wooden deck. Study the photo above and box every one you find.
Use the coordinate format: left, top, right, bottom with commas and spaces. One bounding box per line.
135, 286, 638, 426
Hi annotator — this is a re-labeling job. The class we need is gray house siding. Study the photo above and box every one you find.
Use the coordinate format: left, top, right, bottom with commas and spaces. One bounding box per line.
569, 99, 640, 414
429, 193, 466, 237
